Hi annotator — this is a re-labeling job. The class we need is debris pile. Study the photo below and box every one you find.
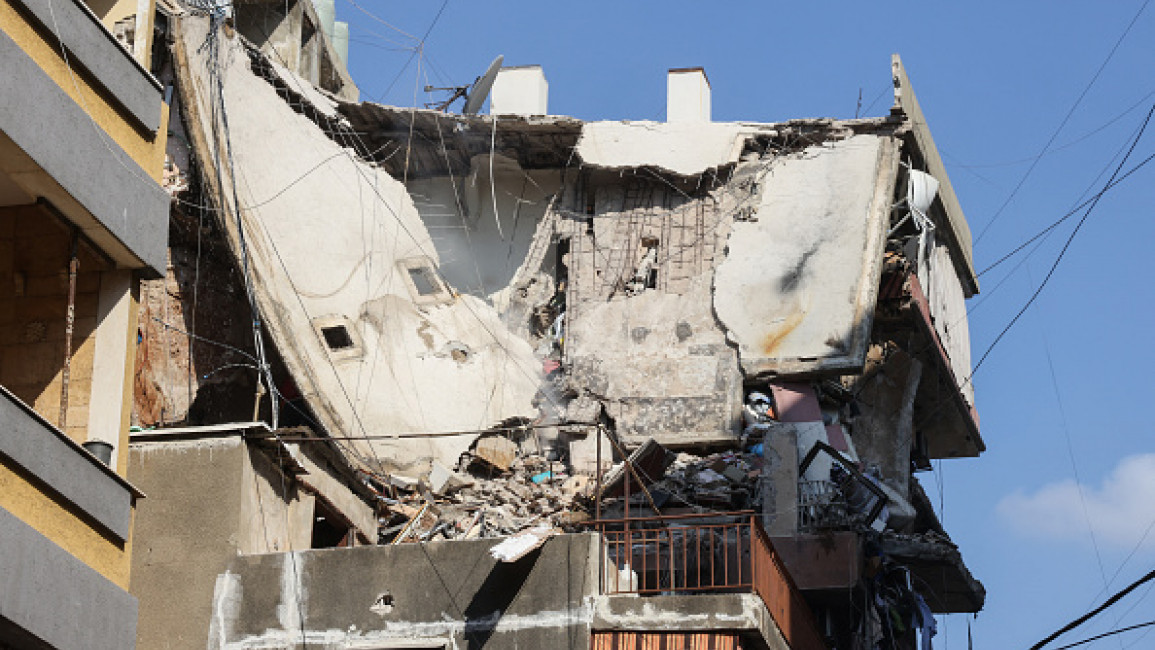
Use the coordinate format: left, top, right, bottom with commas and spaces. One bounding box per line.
374, 425, 793, 545
376, 448, 596, 544
600, 448, 768, 515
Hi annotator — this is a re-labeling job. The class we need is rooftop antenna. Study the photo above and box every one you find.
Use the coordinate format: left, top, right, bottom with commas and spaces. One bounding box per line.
424, 55, 504, 113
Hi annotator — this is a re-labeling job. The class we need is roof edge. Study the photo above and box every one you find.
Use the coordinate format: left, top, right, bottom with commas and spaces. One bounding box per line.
891, 53, 979, 296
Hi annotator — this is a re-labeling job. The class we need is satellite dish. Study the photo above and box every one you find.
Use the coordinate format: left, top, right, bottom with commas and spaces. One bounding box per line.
907, 169, 939, 215
462, 55, 504, 115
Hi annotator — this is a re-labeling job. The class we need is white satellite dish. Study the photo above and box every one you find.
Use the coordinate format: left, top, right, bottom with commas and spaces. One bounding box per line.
462, 55, 504, 115
907, 169, 939, 215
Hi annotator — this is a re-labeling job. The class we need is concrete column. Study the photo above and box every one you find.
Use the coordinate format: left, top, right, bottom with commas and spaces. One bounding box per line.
132, 0, 154, 67
761, 423, 798, 536
85, 270, 133, 470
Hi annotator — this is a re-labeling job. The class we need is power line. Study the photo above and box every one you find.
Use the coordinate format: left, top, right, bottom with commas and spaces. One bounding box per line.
973, 0, 1150, 246
905, 104, 1155, 441
1028, 264, 1114, 624
975, 148, 1155, 278
1051, 620, 1155, 650
950, 88, 1155, 171
340, 0, 419, 42
1029, 569, 1155, 650
1100, 517, 1155, 601
967, 103, 1155, 383
375, 0, 450, 103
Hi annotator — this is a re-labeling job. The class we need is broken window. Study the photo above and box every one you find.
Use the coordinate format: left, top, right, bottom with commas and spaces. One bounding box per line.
320, 325, 353, 350
407, 266, 440, 296
625, 237, 660, 296
398, 257, 453, 305
311, 316, 363, 360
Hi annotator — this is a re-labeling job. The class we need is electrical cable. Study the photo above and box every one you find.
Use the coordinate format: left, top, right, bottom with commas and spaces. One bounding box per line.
200, 16, 413, 471
1053, 620, 1155, 650
1029, 569, 1155, 650
973, 0, 1151, 246
976, 149, 1155, 278
339, 0, 419, 42
1099, 516, 1155, 602
1028, 264, 1115, 627
875, 104, 1155, 456
226, 17, 423, 444
200, 18, 280, 429
1034, 604, 1155, 646
965, 103, 1154, 388
952, 88, 1155, 171
374, 0, 450, 103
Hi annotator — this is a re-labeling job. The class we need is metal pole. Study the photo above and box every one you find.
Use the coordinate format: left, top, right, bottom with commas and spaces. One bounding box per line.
595, 424, 603, 521
58, 231, 79, 429
251, 379, 266, 422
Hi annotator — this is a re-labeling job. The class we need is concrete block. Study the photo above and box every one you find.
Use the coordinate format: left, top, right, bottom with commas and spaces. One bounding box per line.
428, 461, 473, 496
473, 434, 518, 472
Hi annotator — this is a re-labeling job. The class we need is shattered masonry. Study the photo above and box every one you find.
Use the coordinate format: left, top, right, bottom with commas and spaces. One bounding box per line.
130, 9, 987, 650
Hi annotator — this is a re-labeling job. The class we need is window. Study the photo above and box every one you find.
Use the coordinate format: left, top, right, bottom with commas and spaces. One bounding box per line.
407, 266, 440, 296
320, 325, 354, 350
311, 316, 363, 360
398, 257, 452, 305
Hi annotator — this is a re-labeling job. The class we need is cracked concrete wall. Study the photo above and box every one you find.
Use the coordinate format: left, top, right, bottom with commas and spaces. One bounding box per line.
566, 274, 742, 446
714, 134, 900, 378
207, 533, 600, 650
559, 175, 745, 447
174, 20, 920, 469
176, 18, 539, 475
405, 156, 562, 299
918, 240, 974, 405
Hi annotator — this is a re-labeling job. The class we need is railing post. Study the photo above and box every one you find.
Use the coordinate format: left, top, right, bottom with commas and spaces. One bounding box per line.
749, 514, 757, 598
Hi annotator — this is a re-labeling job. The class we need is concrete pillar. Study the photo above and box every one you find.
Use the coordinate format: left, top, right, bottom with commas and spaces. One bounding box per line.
332, 21, 349, 67
490, 65, 549, 116
312, 0, 335, 39
85, 270, 133, 470
667, 67, 711, 123
761, 423, 798, 536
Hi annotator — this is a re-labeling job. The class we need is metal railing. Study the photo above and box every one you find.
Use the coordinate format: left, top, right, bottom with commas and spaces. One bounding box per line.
591, 512, 827, 650
751, 522, 828, 650
596, 512, 753, 595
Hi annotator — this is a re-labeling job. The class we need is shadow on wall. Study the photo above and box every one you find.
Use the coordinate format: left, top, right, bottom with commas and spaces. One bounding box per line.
461, 549, 542, 648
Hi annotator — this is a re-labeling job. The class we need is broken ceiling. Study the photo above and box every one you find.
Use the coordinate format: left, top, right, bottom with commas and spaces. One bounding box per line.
170, 15, 978, 479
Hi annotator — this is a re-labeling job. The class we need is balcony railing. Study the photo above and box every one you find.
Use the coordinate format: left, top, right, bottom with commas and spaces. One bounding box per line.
591, 512, 827, 650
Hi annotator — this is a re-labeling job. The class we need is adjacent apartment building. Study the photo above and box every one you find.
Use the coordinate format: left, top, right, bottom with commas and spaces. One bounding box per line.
0, 0, 168, 645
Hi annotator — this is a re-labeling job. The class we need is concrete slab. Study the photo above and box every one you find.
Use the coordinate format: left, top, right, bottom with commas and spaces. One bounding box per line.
713, 135, 899, 378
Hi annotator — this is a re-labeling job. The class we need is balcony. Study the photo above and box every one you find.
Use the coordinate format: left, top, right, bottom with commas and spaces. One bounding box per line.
593, 512, 828, 650
0, 0, 169, 276
0, 384, 142, 648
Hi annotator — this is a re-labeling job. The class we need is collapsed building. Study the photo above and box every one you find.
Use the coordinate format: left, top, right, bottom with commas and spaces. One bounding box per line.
128, 5, 986, 649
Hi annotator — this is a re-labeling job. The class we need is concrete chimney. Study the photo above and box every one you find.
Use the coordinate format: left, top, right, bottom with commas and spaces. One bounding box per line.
490, 65, 549, 116
667, 67, 711, 123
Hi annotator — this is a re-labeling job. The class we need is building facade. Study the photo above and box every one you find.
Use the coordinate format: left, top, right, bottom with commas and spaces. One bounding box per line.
126, 10, 985, 649
0, 0, 168, 645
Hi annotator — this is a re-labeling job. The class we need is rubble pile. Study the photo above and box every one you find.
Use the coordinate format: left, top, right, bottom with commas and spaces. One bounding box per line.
374, 428, 789, 545
602, 449, 768, 515
376, 449, 596, 544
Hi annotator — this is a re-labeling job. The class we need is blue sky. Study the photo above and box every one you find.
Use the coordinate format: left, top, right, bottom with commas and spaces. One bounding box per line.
338, 2, 1155, 647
